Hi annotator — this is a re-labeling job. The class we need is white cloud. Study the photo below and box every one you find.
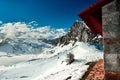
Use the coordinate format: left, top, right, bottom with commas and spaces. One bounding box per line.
0, 21, 67, 41
0, 21, 2, 24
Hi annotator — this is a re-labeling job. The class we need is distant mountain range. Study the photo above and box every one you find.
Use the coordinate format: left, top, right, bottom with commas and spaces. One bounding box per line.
0, 22, 66, 55
0, 21, 102, 55
46, 21, 102, 46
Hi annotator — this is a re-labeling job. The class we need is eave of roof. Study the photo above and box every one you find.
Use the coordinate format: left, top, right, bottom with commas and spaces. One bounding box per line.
78, 0, 114, 18
78, 0, 114, 35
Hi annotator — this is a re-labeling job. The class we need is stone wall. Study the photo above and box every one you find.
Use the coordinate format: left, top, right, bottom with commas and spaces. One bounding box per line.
102, 0, 120, 80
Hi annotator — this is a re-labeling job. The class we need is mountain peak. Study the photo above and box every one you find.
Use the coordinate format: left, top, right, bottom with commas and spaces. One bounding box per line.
75, 20, 79, 22
56, 21, 95, 45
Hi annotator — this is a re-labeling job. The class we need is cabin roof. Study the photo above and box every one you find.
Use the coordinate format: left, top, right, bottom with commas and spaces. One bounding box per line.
78, 0, 114, 35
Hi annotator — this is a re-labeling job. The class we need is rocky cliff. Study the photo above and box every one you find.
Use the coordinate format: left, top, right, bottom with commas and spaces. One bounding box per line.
56, 21, 95, 45
43, 20, 103, 49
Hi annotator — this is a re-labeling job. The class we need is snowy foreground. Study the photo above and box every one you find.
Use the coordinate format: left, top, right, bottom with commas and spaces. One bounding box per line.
0, 42, 103, 80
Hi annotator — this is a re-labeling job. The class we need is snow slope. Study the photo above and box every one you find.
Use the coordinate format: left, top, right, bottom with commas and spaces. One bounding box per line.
0, 21, 103, 80
0, 42, 103, 80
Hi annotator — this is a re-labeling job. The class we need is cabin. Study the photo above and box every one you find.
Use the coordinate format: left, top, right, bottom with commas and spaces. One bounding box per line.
78, 0, 120, 80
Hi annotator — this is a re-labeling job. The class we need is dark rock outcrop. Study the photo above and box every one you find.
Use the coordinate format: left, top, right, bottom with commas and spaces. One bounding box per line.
43, 21, 103, 47
56, 21, 95, 45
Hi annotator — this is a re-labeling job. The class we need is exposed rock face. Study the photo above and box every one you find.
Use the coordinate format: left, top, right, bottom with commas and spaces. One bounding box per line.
56, 21, 95, 45
43, 21, 103, 47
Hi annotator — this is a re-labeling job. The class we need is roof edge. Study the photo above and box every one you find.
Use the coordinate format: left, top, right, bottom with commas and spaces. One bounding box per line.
78, 0, 114, 17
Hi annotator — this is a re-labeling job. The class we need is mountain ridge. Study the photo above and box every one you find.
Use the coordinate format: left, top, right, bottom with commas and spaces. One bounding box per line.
51, 21, 96, 45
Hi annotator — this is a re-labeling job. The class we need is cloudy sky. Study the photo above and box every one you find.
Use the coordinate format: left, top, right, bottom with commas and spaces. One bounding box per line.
0, 0, 98, 28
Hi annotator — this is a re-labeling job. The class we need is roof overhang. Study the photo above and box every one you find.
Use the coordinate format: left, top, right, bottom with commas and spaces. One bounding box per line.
78, 0, 114, 35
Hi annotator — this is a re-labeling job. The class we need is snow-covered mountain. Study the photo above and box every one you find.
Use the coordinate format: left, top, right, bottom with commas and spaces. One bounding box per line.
0, 21, 103, 80
55, 21, 102, 46
0, 22, 67, 55
57, 21, 93, 44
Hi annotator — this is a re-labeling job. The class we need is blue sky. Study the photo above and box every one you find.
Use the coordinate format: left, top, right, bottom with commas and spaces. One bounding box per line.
0, 0, 98, 28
